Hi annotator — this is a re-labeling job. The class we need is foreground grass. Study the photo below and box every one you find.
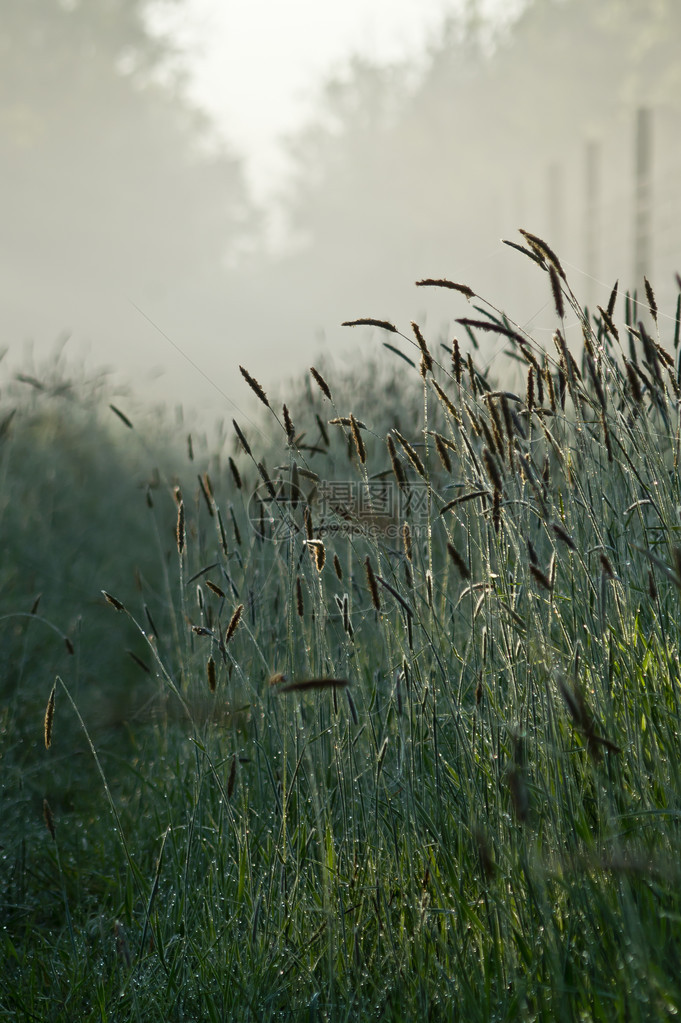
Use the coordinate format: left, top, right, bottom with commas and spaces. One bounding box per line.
2, 239, 681, 1021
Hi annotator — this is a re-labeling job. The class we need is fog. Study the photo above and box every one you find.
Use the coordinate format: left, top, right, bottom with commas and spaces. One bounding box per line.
2, 0, 680, 426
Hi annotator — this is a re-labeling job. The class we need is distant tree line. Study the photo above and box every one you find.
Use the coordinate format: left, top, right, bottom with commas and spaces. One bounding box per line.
267, 0, 681, 338
0, 0, 254, 300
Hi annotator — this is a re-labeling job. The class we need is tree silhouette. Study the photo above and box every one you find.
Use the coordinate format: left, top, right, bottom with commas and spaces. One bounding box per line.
268, 0, 681, 346
0, 0, 253, 301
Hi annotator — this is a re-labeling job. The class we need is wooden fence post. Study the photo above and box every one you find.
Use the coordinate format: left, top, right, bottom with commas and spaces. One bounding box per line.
584, 139, 600, 310
633, 106, 652, 291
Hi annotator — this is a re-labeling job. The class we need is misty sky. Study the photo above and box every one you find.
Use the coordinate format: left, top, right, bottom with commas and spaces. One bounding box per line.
152, 0, 514, 198
4, 0, 678, 430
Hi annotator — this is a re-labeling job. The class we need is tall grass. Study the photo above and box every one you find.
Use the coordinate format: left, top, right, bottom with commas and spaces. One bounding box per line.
2, 240, 681, 1020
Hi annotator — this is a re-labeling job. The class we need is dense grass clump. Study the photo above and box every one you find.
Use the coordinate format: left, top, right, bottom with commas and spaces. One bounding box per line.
3, 240, 681, 1021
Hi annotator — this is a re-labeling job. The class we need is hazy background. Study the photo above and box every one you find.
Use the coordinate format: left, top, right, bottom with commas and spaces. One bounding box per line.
2, 0, 680, 424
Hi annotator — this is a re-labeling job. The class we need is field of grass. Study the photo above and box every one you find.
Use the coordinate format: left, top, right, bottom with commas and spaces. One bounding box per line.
2, 236, 681, 1021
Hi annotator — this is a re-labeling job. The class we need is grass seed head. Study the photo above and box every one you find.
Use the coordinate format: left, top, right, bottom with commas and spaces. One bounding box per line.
225, 604, 244, 644
598, 304, 620, 342
464, 403, 481, 437
144, 604, 159, 639
365, 556, 381, 611
206, 579, 226, 599
102, 590, 126, 612
607, 279, 619, 318
530, 563, 553, 591
278, 677, 350, 693
492, 488, 502, 533
207, 655, 217, 693
44, 682, 56, 749
551, 521, 576, 551
342, 318, 397, 333
198, 473, 214, 516
557, 361, 567, 409
176, 501, 185, 554
412, 322, 433, 375
393, 430, 426, 479
452, 337, 462, 384
431, 380, 458, 420
304, 505, 313, 541
387, 435, 408, 490
239, 365, 270, 408
536, 365, 544, 405
434, 434, 452, 472
310, 367, 332, 400
228, 457, 242, 490
644, 276, 658, 323
350, 414, 366, 463
519, 228, 566, 280
342, 593, 352, 637
488, 400, 506, 460
467, 353, 478, 396
549, 264, 565, 319
416, 278, 475, 300
127, 650, 151, 674
109, 404, 133, 429
544, 364, 556, 412
217, 508, 229, 556
403, 521, 412, 562
227, 754, 237, 798
282, 403, 295, 444
257, 462, 276, 500
232, 419, 252, 457
43, 799, 56, 840
310, 539, 326, 572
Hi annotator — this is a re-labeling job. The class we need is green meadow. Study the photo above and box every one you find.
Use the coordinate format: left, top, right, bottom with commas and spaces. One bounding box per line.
2, 237, 681, 1021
